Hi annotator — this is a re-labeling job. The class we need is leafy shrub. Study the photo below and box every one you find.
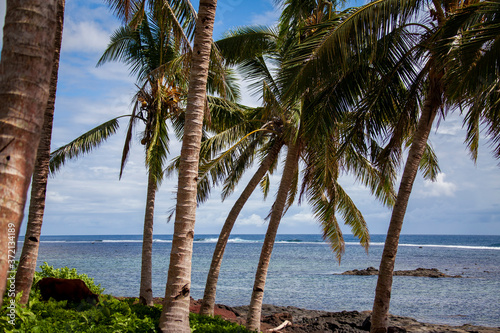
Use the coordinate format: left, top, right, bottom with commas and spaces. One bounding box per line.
1, 264, 252, 332
34, 262, 105, 295
0, 296, 252, 333
190, 313, 254, 332
0, 295, 157, 332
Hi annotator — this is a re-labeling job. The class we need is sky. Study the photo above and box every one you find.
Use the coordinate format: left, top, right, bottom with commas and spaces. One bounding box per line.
1, 0, 499, 236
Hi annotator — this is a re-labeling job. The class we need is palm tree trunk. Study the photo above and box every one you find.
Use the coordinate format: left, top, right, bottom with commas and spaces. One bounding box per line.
370, 68, 442, 333
139, 171, 156, 306
158, 1, 217, 331
0, 0, 57, 308
14, 0, 65, 306
246, 142, 300, 331
200, 141, 283, 316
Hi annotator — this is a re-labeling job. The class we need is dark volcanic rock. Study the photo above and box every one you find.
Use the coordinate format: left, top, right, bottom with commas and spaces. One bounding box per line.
132, 298, 498, 332
262, 312, 293, 327
341, 267, 379, 276
232, 305, 499, 332
340, 267, 461, 278
394, 267, 461, 278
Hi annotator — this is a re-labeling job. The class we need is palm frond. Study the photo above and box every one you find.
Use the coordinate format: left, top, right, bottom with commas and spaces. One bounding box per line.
260, 173, 271, 200
49, 117, 123, 175
321, 213, 345, 263
419, 142, 440, 181
216, 26, 279, 66
145, 108, 170, 186
104, 0, 142, 23
308, 189, 345, 262
119, 101, 140, 179
334, 181, 370, 252
221, 138, 283, 201
156, 0, 194, 54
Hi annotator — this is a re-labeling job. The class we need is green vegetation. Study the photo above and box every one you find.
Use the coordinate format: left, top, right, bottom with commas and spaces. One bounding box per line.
1, 264, 252, 332
35, 262, 105, 295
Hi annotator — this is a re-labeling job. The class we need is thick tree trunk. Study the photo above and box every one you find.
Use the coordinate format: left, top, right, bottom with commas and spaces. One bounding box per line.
158, 1, 217, 331
200, 142, 283, 316
139, 172, 156, 306
370, 68, 442, 333
246, 142, 300, 331
0, 0, 57, 307
14, 0, 65, 305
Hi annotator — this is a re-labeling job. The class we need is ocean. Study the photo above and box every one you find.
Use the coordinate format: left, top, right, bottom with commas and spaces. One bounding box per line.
17, 234, 500, 327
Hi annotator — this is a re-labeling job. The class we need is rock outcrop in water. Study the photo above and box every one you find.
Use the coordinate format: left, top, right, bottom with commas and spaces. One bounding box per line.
340, 267, 462, 278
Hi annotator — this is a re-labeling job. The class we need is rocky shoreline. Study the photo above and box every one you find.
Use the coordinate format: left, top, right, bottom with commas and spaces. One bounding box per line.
188, 298, 500, 333
340, 267, 462, 278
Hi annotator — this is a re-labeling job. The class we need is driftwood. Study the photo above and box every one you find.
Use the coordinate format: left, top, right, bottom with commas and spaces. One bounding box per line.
267, 320, 292, 332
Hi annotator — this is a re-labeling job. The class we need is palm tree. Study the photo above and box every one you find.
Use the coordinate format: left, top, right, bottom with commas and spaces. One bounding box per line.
246, 142, 301, 331
100, 11, 191, 306
158, 0, 219, 331
50, 6, 189, 306
438, 0, 500, 162
14, 0, 66, 305
0, 0, 58, 307
277, 0, 490, 331
244, 0, 440, 329
51, 1, 235, 309
366, 1, 488, 330
198, 27, 287, 316
198, 139, 283, 316
193, 5, 399, 327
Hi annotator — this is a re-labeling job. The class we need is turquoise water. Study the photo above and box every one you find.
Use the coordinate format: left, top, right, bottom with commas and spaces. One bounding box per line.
17, 234, 500, 327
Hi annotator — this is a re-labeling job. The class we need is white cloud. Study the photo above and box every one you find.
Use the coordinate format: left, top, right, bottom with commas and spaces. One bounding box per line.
62, 20, 113, 54
282, 212, 315, 227
46, 191, 71, 204
435, 120, 463, 136
238, 214, 266, 226
420, 173, 457, 197
89, 62, 135, 82
250, 10, 280, 26
89, 165, 120, 175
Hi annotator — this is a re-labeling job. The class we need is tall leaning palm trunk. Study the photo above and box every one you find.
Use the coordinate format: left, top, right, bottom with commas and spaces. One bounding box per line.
139, 172, 157, 306
0, 0, 57, 307
14, 0, 65, 305
371, 63, 442, 333
158, 0, 217, 332
246, 141, 300, 331
200, 141, 283, 316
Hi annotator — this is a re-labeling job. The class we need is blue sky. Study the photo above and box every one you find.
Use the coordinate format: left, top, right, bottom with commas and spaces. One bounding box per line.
1, 0, 499, 236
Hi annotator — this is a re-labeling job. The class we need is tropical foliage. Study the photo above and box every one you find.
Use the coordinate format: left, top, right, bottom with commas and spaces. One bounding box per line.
1, 0, 497, 331
0, 264, 250, 333
278, 0, 498, 331
48, 0, 238, 308
0, 295, 251, 333
195, 1, 423, 327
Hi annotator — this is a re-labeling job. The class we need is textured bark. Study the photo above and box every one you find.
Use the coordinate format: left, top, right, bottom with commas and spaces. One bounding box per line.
200, 142, 283, 316
0, 0, 57, 307
158, 1, 217, 331
139, 172, 156, 306
14, 0, 65, 305
370, 66, 442, 333
246, 142, 300, 331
